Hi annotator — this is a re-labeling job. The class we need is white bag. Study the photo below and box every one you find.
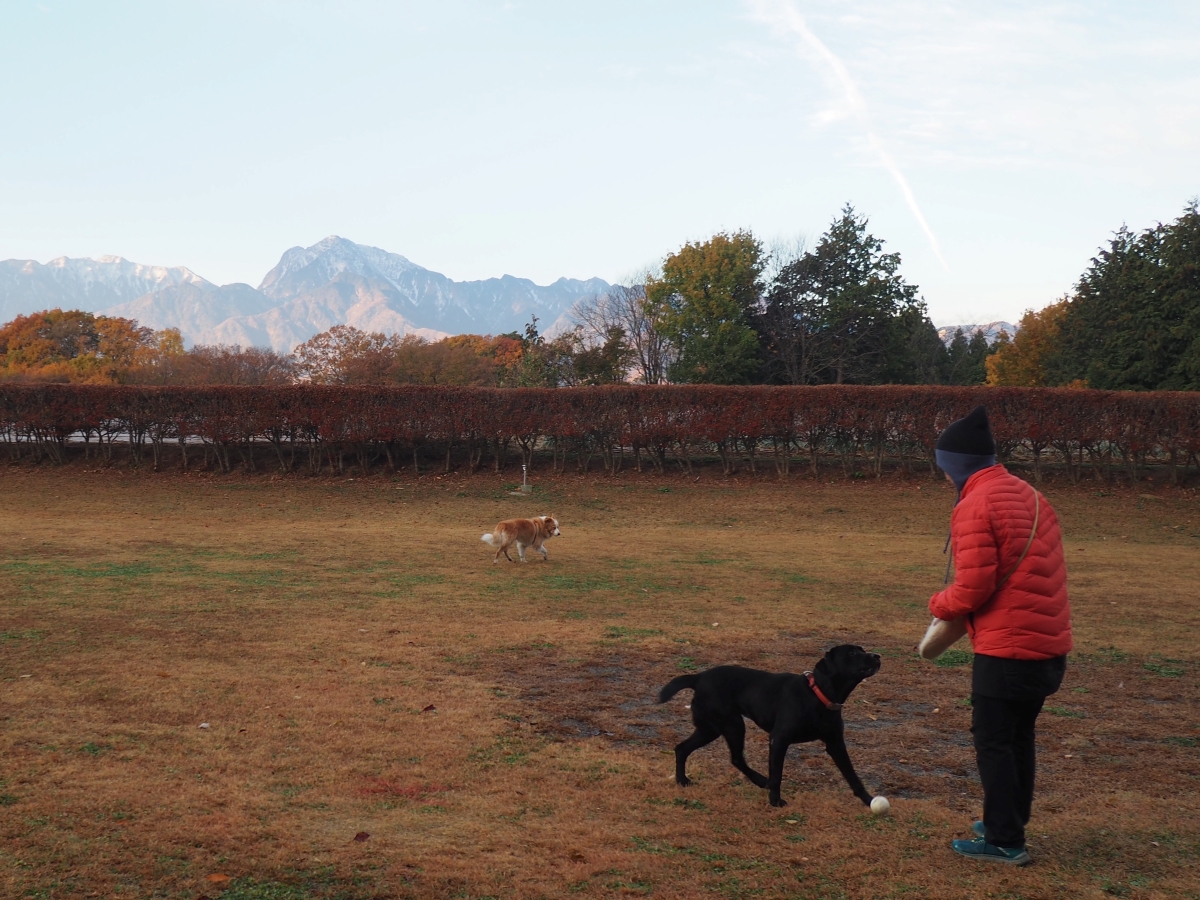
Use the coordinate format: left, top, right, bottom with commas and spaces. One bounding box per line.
918, 616, 968, 661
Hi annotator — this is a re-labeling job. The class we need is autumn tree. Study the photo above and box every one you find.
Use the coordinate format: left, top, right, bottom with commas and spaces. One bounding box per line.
0, 309, 177, 383
178, 344, 297, 385
294, 325, 527, 387
293, 325, 398, 384
390, 334, 498, 385
441, 333, 524, 376
114, 328, 187, 384
647, 231, 764, 384
985, 301, 1068, 386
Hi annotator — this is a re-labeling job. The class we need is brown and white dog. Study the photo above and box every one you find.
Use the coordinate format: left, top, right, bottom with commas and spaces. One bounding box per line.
481, 515, 561, 563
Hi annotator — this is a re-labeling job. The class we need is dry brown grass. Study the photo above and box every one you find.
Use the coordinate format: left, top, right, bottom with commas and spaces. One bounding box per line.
1, 465, 1198, 900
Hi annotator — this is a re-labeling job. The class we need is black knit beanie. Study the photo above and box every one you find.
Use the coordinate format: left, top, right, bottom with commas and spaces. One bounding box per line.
936, 405, 995, 456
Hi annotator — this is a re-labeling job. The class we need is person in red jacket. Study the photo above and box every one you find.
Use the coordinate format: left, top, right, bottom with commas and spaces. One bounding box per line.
929, 405, 1072, 866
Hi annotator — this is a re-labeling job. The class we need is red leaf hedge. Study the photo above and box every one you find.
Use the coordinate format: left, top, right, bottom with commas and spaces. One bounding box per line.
1, 384, 1197, 479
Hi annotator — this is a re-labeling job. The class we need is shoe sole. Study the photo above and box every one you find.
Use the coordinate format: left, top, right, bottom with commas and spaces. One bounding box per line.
953, 845, 1031, 866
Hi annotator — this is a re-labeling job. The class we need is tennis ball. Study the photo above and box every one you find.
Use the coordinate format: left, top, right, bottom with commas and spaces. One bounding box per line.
870, 796, 890, 815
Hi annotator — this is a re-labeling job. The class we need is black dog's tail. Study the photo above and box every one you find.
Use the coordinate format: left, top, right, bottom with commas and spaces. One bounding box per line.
658, 674, 699, 704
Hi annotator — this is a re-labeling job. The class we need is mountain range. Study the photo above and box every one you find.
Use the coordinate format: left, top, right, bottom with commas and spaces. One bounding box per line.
0, 239, 1019, 355
0, 236, 612, 352
935, 321, 1018, 346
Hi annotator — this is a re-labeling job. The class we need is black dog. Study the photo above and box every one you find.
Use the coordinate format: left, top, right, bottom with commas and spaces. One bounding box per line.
658, 644, 881, 807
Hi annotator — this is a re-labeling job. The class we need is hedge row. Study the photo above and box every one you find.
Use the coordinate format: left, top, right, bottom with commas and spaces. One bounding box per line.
1, 384, 1198, 483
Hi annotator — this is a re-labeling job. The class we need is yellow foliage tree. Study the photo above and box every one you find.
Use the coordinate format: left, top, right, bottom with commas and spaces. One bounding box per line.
0, 309, 180, 383
985, 299, 1071, 387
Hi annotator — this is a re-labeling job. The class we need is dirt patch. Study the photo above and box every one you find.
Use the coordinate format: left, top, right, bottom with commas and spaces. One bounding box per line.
474, 632, 1200, 815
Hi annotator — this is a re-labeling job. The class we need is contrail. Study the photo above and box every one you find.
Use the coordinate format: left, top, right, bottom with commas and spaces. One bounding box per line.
748, 0, 950, 271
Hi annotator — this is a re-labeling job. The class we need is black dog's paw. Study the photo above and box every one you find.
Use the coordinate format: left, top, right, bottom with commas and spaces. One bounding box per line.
769, 796, 788, 808
676, 774, 693, 787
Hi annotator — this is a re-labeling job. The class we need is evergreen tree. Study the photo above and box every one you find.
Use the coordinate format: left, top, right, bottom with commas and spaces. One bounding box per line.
942, 328, 991, 385
1050, 203, 1200, 390
759, 205, 928, 384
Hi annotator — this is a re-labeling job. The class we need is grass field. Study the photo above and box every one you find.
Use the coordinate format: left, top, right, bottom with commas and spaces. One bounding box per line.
2, 465, 1198, 899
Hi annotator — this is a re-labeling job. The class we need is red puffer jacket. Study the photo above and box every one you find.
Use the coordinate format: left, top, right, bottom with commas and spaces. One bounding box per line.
929, 465, 1072, 660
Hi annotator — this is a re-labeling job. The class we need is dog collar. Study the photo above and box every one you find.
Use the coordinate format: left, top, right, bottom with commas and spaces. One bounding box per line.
805, 671, 842, 711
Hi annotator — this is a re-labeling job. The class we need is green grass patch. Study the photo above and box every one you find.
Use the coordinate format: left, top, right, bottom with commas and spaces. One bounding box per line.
540, 573, 619, 592
1, 560, 159, 579
784, 573, 819, 584
1163, 736, 1197, 748
603, 626, 664, 641
933, 648, 973, 668
221, 880, 309, 900
1078, 646, 1130, 665
1046, 706, 1086, 718
1143, 660, 1184, 678
386, 573, 445, 586
0, 629, 46, 641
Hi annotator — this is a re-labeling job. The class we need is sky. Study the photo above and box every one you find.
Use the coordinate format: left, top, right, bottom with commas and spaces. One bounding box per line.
1, 1, 1198, 326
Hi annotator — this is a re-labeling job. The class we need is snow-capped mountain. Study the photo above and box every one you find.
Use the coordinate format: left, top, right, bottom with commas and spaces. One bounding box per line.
936, 321, 1018, 346
256, 235, 611, 338
0, 237, 612, 352
259, 236, 423, 301
0, 255, 205, 323
202, 274, 451, 350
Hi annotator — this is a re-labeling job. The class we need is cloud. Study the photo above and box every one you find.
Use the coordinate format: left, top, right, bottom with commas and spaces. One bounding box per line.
746, 0, 951, 270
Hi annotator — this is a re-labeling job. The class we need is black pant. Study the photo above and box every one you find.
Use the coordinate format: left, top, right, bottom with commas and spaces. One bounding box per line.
971, 693, 1044, 849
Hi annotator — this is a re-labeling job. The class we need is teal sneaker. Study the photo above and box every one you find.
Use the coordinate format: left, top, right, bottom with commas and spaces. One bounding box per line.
951, 838, 1031, 866
972, 821, 986, 839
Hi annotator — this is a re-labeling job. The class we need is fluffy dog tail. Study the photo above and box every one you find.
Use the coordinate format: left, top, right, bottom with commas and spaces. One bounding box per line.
658, 674, 699, 704
481, 533, 496, 546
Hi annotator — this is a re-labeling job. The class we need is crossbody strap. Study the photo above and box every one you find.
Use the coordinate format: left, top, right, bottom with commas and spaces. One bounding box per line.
995, 489, 1040, 591
943, 485, 1042, 592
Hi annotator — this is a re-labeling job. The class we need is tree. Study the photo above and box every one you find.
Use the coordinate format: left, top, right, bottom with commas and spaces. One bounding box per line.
179, 344, 297, 385
759, 206, 925, 384
293, 325, 397, 384
985, 301, 1068, 386
1049, 203, 1200, 390
942, 328, 991, 385
441, 333, 524, 379
0, 308, 174, 383
571, 282, 670, 384
647, 231, 764, 384
546, 323, 633, 386
501, 317, 553, 387
884, 306, 948, 385
390, 335, 498, 386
